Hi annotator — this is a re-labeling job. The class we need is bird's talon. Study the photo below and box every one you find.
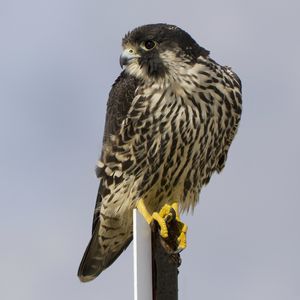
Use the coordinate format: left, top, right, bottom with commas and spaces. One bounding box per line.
136, 199, 188, 249
177, 231, 187, 250
165, 208, 176, 223
152, 212, 169, 238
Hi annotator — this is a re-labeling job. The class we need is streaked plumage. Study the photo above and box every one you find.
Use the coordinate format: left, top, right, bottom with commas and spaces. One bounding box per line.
78, 23, 242, 282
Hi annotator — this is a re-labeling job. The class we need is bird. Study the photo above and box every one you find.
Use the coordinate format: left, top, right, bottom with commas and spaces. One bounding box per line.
78, 23, 242, 282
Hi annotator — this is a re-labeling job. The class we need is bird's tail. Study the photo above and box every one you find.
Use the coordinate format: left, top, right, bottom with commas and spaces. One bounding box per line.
77, 221, 132, 282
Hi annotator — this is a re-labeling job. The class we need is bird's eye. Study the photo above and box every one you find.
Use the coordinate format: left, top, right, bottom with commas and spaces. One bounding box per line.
141, 40, 156, 50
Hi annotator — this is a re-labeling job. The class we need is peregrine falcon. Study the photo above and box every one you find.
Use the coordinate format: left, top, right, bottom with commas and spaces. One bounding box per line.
78, 23, 242, 282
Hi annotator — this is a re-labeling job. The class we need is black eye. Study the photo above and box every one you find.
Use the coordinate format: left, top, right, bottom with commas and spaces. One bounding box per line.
144, 40, 156, 50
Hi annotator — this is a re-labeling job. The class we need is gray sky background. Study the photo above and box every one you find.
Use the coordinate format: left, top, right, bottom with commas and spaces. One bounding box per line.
1, 0, 299, 299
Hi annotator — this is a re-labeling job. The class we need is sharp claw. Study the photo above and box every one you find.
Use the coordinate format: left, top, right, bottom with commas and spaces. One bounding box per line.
165, 207, 176, 223
137, 199, 188, 252
152, 212, 169, 238
172, 247, 184, 254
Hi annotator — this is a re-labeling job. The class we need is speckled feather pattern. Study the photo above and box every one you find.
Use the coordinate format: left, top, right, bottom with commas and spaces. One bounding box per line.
78, 24, 242, 281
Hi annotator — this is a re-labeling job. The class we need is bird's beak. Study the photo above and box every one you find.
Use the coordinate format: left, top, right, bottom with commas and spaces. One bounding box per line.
119, 48, 139, 68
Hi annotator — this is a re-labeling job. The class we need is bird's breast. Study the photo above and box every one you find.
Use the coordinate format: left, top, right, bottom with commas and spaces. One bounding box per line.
111, 62, 241, 212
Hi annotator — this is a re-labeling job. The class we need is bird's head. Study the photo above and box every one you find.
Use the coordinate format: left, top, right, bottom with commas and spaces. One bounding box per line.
120, 23, 209, 81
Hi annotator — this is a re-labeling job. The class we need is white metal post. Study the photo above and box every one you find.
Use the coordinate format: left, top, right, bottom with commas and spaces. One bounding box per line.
133, 209, 153, 300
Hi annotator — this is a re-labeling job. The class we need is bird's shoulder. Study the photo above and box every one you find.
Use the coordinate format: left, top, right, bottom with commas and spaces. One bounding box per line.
103, 71, 140, 142
202, 57, 242, 92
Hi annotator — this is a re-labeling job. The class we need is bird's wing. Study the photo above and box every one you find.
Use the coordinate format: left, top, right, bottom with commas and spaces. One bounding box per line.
92, 71, 140, 232
78, 71, 139, 282
216, 67, 242, 172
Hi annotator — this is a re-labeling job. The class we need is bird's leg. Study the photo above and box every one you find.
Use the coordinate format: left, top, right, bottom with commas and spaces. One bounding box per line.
136, 198, 173, 238
136, 199, 188, 251
136, 198, 153, 224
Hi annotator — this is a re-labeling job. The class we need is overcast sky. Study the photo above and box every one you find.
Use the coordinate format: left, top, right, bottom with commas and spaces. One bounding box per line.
1, 0, 299, 299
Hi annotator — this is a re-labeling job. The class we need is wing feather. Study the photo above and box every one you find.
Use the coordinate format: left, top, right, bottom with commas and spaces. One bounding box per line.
92, 71, 139, 231
78, 71, 139, 281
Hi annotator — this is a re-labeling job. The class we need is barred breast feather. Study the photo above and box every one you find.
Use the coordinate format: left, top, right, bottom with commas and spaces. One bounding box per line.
78, 27, 242, 281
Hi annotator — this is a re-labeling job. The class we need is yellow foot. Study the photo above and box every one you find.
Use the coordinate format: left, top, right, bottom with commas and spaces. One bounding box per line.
177, 223, 187, 250
170, 202, 187, 251
136, 199, 188, 251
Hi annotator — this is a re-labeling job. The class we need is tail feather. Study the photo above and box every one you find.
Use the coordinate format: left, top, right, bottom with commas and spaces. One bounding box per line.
77, 221, 132, 282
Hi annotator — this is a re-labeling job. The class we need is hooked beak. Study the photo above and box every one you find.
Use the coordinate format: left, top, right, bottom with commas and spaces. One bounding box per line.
119, 48, 139, 68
